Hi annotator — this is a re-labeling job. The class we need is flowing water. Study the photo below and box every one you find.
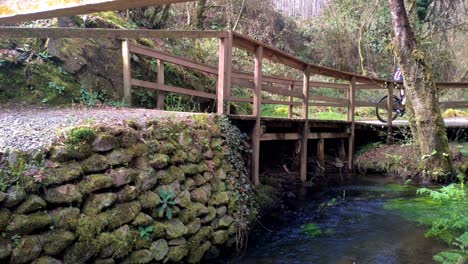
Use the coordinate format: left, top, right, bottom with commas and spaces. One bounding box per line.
229, 176, 450, 264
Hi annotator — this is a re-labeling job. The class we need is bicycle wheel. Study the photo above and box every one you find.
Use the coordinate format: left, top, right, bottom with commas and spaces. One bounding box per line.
375, 95, 400, 123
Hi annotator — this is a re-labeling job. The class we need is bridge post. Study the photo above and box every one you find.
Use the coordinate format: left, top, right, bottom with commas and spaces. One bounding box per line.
288, 84, 294, 118
251, 45, 263, 186
347, 77, 356, 171
300, 66, 310, 182
122, 39, 132, 106
156, 59, 165, 110
387, 82, 394, 144
217, 32, 233, 115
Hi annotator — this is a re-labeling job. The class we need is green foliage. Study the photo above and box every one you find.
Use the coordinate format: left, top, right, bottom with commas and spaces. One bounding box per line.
157, 189, 176, 220
79, 87, 105, 107
0, 59, 6, 67
317, 198, 339, 212
302, 223, 323, 237
48, 82, 65, 94
417, 184, 465, 202
38, 51, 53, 61
138, 226, 154, 241
68, 127, 95, 145
261, 105, 289, 118
356, 142, 382, 156
11, 234, 21, 247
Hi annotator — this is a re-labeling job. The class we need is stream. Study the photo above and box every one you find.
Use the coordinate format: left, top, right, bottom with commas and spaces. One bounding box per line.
228, 175, 450, 264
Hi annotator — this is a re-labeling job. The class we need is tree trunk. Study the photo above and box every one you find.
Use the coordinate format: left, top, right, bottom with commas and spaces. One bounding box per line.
388, 0, 454, 181
195, 0, 207, 29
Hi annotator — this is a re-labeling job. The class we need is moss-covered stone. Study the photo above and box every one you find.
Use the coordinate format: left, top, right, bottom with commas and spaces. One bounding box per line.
157, 166, 185, 185
216, 206, 227, 217
190, 187, 210, 204
171, 150, 188, 164
108, 168, 138, 187
0, 192, 6, 203
179, 203, 208, 224
175, 190, 191, 208
106, 148, 135, 166
40, 229, 75, 255
122, 249, 153, 264
202, 206, 217, 224
187, 241, 211, 264
117, 185, 139, 202
227, 222, 237, 235
131, 213, 154, 227
7, 212, 52, 235
187, 149, 203, 163
187, 218, 201, 235
81, 154, 109, 173
10, 235, 42, 264
209, 192, 230, 206
165, 219, 188, 239
31, 256, 63, 264
152, 221, 167, 238
0, 240, 12, 260
49, 207, 80, 229
135, 171, 159, 191
92, 133, 118, 152
49, 144, 93, 162
15, 195, 46, 214
83, 193, 117, 215
189, 226, 213, 245
183, 178, 196, 191
180, 163, 201, 175
211, 215, 234, 230
139, 191, 161, 209
0, 209, 11, 232
64, 240, 99, 264
103, 201, 142, 230
1, 186, 26, 208
166, 244, 189, 262
44, 161, 83, 186
94, 258, 115, 264
150, 239, 168, 261
78, 174, 114, 194
178, 131, 193, 148
212, 230, 228, 245
193, 174, 206, 187
149, 154, 170, 169
99, 225, 133, 259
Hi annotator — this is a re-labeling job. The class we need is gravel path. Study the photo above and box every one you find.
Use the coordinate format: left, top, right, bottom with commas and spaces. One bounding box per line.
0, 104, 197, 153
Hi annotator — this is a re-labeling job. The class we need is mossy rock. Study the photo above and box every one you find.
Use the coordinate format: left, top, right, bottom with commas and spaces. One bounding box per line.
7, 212, 52, 235
49, 144, 93, 162
165, 219, 188, 239
131, 213, 154, 227
94, 258, 116, 264
135, 171, 159, 191
187, 149, 203, 163
190, 187, 210, 204
92, 132, 118, 152
108, 168, 138, 187
201, 206, 216, 224
152, 221, 166, 238
64, 240, 99, 264
171, 150, 188, 164
15, 195, 47, 215
83, 193, 117, 215
211, 215, 234, 230
44, 161, 83, 186
150, 239, 168, 261
166, 244, 189, 262
106, 148, 135, 166
76, 214, 104, 242
209, 192, 230, 206
78, 174, 114, 194
149, 154, 169, 169
189, 226, 213, 245
178, 203, 208, 224
10, 235, 42, 264
0, 240, 12, 260
1, 186, 26, 208
102, 201, 142, 230
186, 218, 201, 235
193, 174, 206, 187
49, 207, 80, 229
183, 178, 196, 191
40, 229, 76, 255
179, 163, 202, 176
175, 190, 192, 208
0, 209, 11, 232
99, 225, 133, 259
211, 230, 228, 245
157, 166, 185, 185
117, 185, 139, 202
117, 130, 142, 149
80, 154, 109, 174
139, 191, 161, 209
122, 249, 153, 264
187, 241, 211, 264
178, 131, 193, 149
31, 256, 63, 264
216, 206, 227, 217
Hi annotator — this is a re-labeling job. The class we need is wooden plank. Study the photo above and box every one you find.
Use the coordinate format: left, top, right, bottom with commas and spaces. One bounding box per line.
317, 138, 325, 171
263, 84, 302, 98
251, 45, 263, 186
309, 94, 349, 104
300, 66, 310, 182
356, 83, 386, 90
309, 102, 349, 107
156, 59, 165, 110
309, 81, 349, 89
288, 84, 294, 118
131, 79, 216, 99
339, 139, 346, 161
217, 34, 233, 114
122, 40, 131, 106
308, 132, 350, 139
439, 101, 468, 108
129, 43, 219, 75
0, 26, 226, 39
260, 133, 302, 141
387, 83, 394, 144
436, 82, 468, 89
347, 77, 356, 171
0, 1, 196, 24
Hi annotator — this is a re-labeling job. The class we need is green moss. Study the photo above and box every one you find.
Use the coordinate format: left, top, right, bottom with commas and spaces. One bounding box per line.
88, 11, 135, 29
68, 127, 95, 145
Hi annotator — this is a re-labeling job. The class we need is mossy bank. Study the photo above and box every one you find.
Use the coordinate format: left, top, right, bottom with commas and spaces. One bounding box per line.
0, 115, 253, 264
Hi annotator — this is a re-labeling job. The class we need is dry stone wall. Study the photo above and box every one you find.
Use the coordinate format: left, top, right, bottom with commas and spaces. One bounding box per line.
0, 116, 248, 264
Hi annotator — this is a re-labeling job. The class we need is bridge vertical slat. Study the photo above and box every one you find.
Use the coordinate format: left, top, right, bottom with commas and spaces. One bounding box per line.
288, 84, 294, 118
317, 138, 325, 173
156, 59, 165, 110
217, 32, 233, 115
300, 66, 310, 182
252, 45, 263, 186
347, 77, 356, 171
122, 40, 132, 106
387, 83, 394, 144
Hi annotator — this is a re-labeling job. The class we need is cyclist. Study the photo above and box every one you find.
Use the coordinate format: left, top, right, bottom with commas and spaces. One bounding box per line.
393, 67, 406, 116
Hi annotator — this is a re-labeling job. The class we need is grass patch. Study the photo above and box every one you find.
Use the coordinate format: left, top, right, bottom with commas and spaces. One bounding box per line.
302, 223, 323, 237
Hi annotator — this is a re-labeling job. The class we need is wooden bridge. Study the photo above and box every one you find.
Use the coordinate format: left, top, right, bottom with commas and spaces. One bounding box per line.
1, 1, 467, 185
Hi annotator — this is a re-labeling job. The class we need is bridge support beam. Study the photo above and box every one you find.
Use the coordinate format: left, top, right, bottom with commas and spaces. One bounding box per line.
217, 32, 233, 115
156, 59, 166, 110
387, 83, 394, 144
122, 40, 132, 106
347, 77, 356, 171
300, 66, 311, 182
251, 45, 263, 186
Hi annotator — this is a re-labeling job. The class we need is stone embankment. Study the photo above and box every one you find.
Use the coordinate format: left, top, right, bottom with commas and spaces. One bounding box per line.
0, 115, 250, 264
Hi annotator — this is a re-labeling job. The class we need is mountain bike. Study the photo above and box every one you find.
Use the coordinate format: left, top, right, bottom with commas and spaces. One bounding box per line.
375, 87, 406, 123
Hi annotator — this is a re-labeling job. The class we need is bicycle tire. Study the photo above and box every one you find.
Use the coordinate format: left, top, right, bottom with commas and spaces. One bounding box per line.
375, 95, 400, 123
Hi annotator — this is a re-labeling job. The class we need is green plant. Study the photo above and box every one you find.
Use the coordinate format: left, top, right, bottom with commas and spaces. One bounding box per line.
138, 226, 154, 241
48, 81, 65, 94
38, 51, 53, 60
317, 198, 339, 212
158, 189, 176, 220
0, 59, 6, 67
106, 99, 129, 108
11, 234, 21, 247
417, 184, 465, 202
68, 127, 95, 145
79, 87, 105, 106
302, 223, 323, 237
